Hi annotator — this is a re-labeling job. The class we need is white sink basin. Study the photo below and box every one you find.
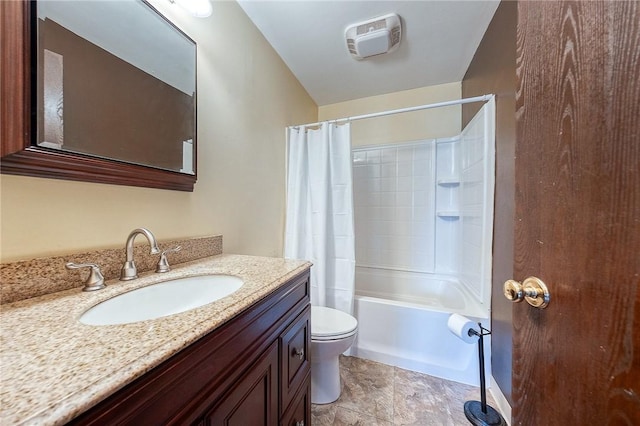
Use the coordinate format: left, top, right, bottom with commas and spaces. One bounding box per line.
80, 275, 243, 325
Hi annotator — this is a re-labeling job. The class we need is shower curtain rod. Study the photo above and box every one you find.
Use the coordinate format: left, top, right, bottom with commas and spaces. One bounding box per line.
288, 94, 493, 129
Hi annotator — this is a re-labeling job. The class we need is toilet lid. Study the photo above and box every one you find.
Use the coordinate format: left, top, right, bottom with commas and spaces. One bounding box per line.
311, 306, 358, 340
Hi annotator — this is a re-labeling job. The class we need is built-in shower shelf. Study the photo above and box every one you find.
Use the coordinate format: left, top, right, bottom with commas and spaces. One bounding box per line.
436, 211, 460, 219
437, 178, 460, 187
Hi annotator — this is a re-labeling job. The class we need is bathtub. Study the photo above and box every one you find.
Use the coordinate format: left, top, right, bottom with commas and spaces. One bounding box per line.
351, 266, 490, 386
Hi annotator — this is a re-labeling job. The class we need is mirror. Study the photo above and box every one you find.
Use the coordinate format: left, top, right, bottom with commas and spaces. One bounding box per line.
35, 0, 196, 175
0, 0, 197, 191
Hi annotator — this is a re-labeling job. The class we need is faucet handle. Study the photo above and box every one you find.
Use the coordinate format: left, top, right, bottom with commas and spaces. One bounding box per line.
65, 262, 106, 291
156, 246, 182, 273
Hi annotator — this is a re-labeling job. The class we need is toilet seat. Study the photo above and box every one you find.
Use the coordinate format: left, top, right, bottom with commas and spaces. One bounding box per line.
311, 306, 358, 341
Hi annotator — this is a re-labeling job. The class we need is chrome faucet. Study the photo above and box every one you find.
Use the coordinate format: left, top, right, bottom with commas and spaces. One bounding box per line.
120, 228, 160, 281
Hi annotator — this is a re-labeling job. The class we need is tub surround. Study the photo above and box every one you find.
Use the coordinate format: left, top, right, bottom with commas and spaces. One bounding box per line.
0, 235, 223, 304
0, 253, 311, 425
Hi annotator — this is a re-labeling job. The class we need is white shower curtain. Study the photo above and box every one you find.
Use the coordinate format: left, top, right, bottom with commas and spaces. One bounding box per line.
284, 122, 356, 314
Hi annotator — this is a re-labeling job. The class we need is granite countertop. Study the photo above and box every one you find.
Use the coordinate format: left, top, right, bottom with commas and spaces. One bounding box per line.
0, 254, 311, 425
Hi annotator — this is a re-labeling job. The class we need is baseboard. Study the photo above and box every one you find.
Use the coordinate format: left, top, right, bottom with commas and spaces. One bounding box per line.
489, 375, 512, 425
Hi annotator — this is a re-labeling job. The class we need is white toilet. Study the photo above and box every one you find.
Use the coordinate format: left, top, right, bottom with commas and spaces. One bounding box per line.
310, 305, 358, 404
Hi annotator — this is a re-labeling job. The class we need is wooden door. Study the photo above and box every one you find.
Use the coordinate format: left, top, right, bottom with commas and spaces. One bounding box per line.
513, 1, 640, 424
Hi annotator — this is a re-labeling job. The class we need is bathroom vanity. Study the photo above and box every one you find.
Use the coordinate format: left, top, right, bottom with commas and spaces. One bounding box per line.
71, 270, 310, 425
0, 254, 311, 425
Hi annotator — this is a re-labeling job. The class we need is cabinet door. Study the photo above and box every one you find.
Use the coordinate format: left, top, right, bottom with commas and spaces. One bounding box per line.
205, 342, 279, 426
279, 306, 310, 412
280, 377, 310, 426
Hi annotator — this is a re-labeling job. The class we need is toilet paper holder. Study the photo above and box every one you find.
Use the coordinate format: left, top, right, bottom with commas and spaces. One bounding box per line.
463, 323, 507, 426
447, 314, 506, 424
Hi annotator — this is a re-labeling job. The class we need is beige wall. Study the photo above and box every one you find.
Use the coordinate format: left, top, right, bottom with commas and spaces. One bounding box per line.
0, 1, 317, 262
318, 83, 461, 148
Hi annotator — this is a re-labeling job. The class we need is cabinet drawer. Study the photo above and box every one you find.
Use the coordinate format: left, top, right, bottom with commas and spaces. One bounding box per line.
280, 374, 310, 426
280, 305, 310, 412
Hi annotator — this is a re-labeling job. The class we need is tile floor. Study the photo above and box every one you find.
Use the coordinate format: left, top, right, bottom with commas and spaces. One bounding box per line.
311, 355, 498, 426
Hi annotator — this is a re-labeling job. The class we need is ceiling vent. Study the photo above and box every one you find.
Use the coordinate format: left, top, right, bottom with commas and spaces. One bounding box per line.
345, 13, 402, 60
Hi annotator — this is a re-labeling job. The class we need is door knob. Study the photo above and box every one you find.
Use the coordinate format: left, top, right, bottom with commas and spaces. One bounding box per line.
503, 277, 550, 308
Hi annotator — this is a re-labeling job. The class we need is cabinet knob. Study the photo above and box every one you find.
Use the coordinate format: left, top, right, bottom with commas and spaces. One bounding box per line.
293, 348, 304, 360
295, 421, 304, 426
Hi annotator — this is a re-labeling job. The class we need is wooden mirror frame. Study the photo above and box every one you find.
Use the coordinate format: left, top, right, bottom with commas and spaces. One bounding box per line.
1, 1, 197, 192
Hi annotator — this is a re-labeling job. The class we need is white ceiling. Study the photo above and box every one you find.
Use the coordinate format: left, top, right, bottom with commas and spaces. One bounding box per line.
237, 0, 499, 106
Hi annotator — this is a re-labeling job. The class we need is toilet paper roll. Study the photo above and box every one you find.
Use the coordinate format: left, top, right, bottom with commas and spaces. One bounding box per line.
447, 313, 479, 344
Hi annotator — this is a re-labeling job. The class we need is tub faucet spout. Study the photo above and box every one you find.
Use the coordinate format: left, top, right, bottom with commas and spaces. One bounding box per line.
120, 228, 160, 281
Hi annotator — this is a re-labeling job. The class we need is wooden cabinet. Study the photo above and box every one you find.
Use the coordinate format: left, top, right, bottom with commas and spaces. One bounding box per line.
204, 342, 279, 425
280, 379, 311, 426
280, 308, 310, 412
69, 270, 311, 425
